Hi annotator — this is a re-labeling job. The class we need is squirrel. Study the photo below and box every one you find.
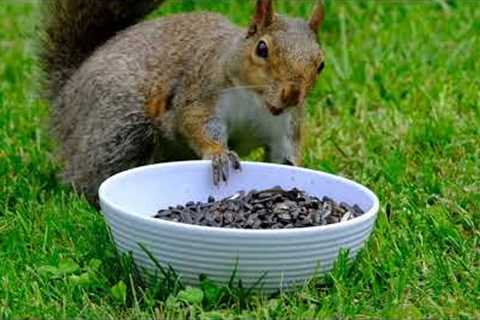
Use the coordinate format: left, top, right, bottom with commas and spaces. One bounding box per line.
40, 0, 326, 205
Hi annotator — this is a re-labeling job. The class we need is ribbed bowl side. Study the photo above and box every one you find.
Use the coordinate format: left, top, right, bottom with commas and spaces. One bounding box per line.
103, 202, 376, 292
99, 161, 379, 292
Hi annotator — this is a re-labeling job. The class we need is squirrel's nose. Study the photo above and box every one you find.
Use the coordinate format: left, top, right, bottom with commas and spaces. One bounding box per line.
281, 84, 301, 107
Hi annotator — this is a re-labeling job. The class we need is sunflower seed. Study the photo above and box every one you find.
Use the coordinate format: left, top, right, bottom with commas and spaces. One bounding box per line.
154, 187, 364, 229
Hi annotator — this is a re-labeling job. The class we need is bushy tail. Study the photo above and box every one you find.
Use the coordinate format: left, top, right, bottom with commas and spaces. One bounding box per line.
39, 0, 165, 99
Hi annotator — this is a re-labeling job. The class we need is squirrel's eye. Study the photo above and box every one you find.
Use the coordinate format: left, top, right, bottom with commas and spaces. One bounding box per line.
256, 40, 269, 59
317, 61, 325, 73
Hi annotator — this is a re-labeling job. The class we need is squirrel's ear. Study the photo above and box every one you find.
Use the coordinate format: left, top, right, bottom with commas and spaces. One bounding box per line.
247, 0, 274, 38
309, 0, 325, 34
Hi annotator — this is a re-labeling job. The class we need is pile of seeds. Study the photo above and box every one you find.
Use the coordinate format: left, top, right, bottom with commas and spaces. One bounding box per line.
154, 187, 365, 229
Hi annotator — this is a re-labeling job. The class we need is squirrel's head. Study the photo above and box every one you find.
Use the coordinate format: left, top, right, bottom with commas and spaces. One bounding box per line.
237, 0, 325, 116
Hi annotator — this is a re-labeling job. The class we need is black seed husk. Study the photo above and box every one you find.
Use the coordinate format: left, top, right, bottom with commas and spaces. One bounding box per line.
153, 187, 365, 229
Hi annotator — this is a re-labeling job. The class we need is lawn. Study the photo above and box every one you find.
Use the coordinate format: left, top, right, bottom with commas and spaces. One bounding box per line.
1, 0, 479, 318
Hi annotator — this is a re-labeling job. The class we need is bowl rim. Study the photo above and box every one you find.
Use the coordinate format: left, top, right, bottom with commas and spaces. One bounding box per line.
99, 160, 380, 235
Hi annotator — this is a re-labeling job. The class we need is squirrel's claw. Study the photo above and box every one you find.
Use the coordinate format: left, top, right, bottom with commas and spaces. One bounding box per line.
211, 150, 241, 186
211, 153, 227, 186
227, 150, 242, 171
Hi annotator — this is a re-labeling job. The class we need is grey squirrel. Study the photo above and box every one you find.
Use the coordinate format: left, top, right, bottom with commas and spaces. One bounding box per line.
40, 0, 325, 204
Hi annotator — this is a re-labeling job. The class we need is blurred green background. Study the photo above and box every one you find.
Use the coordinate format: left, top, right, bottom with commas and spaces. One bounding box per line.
0, 0, 479, 318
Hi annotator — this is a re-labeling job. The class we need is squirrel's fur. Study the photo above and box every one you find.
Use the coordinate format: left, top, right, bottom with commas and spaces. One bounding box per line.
40, 0, 325, 204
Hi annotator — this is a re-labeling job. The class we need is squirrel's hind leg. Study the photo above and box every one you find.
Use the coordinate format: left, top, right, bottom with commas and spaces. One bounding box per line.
61, 113, 155, 206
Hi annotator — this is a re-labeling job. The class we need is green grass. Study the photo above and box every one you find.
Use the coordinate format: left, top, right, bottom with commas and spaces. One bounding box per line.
1, 0, 479, 318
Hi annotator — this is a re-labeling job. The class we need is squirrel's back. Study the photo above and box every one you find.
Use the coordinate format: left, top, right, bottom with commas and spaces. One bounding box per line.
93, 12, 240, 71
51, 11, 241, 143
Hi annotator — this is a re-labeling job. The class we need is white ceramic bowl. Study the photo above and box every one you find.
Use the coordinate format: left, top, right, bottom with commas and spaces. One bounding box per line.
99, 161, 379, 292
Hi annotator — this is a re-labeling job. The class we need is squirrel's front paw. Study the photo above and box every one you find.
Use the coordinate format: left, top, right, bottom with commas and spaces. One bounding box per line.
282, 158, 296, 166
206, 150, 241, 185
